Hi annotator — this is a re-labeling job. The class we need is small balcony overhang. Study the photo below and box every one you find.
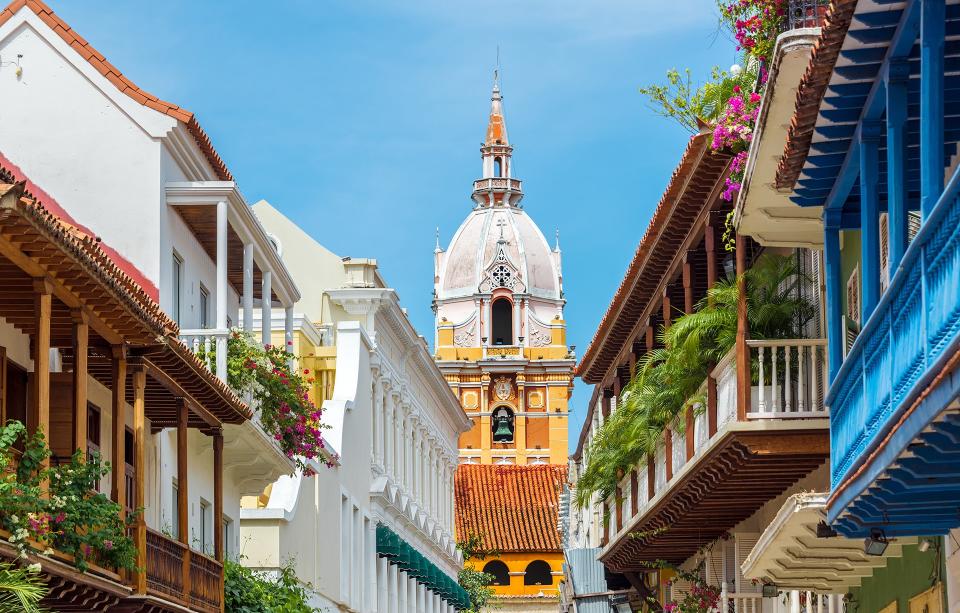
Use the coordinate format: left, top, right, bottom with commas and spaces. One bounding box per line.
734, 21, 824, 248
741, 492, 915, 593
165, 181, 299, 308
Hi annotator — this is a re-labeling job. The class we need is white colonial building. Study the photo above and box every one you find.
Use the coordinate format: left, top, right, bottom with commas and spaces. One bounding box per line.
0, 0, 301, 584
240, 202, 472, 612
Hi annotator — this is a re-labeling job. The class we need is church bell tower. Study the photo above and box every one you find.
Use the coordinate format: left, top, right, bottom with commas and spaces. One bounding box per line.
433, 72, 574, 467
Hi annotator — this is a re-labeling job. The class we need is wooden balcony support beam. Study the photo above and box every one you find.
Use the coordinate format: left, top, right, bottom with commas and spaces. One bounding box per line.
111, 345, 126, 516
177, 397, 192, 598
131, 363, 147, 594
30, 278, 51, 477
71, 310, 88, 457
735, 234, 750, 421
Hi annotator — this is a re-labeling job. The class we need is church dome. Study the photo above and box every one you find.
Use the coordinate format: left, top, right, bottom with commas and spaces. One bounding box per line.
434, 72, 563, 305
438, 206, 561, 301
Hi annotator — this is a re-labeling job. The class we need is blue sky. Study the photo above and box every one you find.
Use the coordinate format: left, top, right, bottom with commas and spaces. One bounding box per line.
50, 0, 735, 453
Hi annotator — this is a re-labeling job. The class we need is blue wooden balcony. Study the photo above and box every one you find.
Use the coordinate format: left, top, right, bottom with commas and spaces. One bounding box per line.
781, 0, 960, 537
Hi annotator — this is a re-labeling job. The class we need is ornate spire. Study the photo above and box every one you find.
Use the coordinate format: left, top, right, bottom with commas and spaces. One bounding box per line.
484, 70, 509, 147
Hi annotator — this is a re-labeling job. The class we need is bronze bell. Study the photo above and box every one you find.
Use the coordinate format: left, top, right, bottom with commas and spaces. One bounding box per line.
493, 418, 513, 442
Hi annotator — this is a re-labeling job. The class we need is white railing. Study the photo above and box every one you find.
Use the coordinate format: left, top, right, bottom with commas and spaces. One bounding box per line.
637, 462, 648, 509
748, 339, 827, 419
654, 443, 667, 491
672, 425, 686, 470
719, 593, 762, 613
713, 348, 738, 427
693, 401, 709, 453
770, 590, 845, 613
179, 328, 230, 381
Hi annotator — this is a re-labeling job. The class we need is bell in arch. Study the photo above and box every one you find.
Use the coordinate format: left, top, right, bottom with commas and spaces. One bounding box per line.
492, 408, 515, 443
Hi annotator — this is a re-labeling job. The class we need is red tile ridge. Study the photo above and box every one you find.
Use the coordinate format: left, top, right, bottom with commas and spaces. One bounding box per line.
0, 0, 233, 182
576, 131, 724, 382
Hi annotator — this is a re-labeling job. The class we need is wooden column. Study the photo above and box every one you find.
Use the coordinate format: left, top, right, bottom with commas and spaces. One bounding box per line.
646, 455, 655, 499
71, 310, 89, 457
30, 279, 52, 469
664, 428, 673, 481
707, 375, 718, 436
661, 293, 672, 329
111, 346, 127, 515
735, 234, 750, 421
705, 225, 717, 304
177, 398, 192, 597
213, 428, 224, 562
629, 470, 638, 516
886, 60, 910, 271
601, 501, 609, 546
685, 406, 695, 460
859, 122, 882, 321
628, 345, 637, 379
683, 259, 693, 314
645, 325, 654, 352
615, 485, 623, 532
131, 364, 147, 594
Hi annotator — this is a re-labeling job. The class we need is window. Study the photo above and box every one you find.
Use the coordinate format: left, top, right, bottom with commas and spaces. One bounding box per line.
491, 265, 513, 289
524, 560, 552, 586
494, 157, 503, 177
172, 481, 180, 540
482, 560, 510, 586
200, 499, 212, 554
199, 285, 210, 329
124, 428, 135, 513
491, 298, 512, 345
172, 252, 183, 325
223, 516, 233, 559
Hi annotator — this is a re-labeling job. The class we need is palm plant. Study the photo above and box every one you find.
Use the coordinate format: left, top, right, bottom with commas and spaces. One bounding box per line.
575, 253, 814, 508
0, 563, 48, 613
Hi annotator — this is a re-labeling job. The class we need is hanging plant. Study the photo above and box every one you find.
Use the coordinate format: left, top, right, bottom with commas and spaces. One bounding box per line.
221, 331, 335, 475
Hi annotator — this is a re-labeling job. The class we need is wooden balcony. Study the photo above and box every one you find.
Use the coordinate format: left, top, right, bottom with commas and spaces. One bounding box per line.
827, 168, 960, 537
145, 528, 223, 613
600, 341, 830, 572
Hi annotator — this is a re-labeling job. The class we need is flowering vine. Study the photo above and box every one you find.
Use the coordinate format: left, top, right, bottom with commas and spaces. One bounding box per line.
222, 330, 336, 474
712, 87, 762, 202
0, 421, 139, 572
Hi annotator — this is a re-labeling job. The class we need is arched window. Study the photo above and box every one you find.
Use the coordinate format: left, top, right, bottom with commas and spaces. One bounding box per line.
491, 298, 512, 345
494, 157, 503, 177
483, 560, 510, 586
524, 560, 553, 586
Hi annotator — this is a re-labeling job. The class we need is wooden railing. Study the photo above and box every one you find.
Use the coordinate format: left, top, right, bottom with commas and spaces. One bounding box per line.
145, 528, 223, 613
179, 328, 230, 381
145, 528, 185, 600
829, 167, 960, 488
189, 551, 224, 611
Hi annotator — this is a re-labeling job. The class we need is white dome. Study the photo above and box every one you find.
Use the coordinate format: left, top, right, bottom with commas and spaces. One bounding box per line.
438, 205, 561, 301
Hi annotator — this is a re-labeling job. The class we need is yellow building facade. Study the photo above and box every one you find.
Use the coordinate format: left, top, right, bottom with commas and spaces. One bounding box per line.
443, 74, 573, 610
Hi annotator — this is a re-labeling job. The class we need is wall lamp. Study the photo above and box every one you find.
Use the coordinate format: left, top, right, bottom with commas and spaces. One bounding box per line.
864, 528, 889, 556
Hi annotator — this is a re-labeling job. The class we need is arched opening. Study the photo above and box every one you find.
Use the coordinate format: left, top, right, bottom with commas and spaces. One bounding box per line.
491, 406, 515, 443
494, 157, 503, 177
523, 560, 553, 586
483, 560, 510, 586
491, 298, 512, 345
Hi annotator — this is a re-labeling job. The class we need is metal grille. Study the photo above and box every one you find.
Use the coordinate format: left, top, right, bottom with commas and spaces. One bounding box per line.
780, 0, 829, 32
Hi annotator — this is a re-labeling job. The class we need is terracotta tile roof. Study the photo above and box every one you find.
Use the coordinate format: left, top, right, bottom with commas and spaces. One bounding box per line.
0, 0, 233, 182
0, 180, 177, 341
576, 132, 731, 384
775, 0, 858, 189
455, 464, 567, 553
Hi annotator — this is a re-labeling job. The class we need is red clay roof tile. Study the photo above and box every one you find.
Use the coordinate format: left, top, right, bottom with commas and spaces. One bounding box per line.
0, 0, 234, 182
455, 464, 567, 553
